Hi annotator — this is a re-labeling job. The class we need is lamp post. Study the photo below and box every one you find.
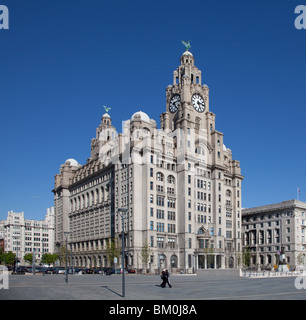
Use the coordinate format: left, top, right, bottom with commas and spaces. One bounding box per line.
118, 208, 128, 298
64, 231, 70, 283
32, 248, 35, 275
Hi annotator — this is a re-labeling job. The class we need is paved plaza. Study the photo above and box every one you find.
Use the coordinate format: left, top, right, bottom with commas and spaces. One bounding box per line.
1, 271, 306, 301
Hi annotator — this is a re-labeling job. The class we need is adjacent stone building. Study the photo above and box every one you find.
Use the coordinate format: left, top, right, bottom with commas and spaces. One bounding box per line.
242, 200, 306, 269
0, 208, 55, 264
53, 49, 243, 272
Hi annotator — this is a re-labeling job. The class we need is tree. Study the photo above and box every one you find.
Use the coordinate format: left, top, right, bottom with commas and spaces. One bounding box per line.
41, 253, 58, 266
105, 238, 121, 267
24, 253, 33, 265
0, 248, 3, 264
3, 251, 16, 266
140, 242, 152, 273
58, 246, 70, 266
242, 247, 251, 268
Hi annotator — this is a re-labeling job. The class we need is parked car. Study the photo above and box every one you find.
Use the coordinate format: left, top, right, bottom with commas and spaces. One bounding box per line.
128, 269, 136, 273
73, 268, 83, 274
83, 268, 94, 274
52, 267, 65, 274
45, 267, 55, 274
94, 268, 104, 274
12, 266, 25, 275
113, 268, 128, 274
35, 266, 46, 273
102, 267, 114, 275
24, 267, 33, 273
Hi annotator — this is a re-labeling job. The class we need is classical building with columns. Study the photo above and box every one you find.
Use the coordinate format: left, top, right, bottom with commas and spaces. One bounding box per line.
53, 49, 243, 272
242, 200, 306, 269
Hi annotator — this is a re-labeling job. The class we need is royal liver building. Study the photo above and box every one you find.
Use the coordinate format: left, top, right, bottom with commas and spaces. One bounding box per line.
53, 48, 243, 272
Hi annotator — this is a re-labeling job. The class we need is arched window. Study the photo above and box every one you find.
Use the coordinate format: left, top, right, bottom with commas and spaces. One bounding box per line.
167, 175, 175, 184
156, 172, 164, 182
101, 186, 104, 202
198, 227, 205, 235
82, 194, 85, 208
95, 189, 99, 204
91, 190, 94, 205
78, 196, 81, 210
195, 146, 205, 156
86, 193, 89, 207
170, 255, 178, 268
105, 184, 109, 200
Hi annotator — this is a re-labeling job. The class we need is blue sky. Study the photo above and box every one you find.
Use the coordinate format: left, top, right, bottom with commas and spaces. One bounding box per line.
0, 0, 306, 220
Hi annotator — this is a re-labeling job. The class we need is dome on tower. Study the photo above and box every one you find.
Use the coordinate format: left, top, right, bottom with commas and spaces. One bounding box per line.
131, 111, 150, 123
182, 51, 193, 57
65, 158, 79, 167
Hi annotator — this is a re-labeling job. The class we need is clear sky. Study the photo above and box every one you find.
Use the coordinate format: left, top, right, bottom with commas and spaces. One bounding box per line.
0, 0, 306, 220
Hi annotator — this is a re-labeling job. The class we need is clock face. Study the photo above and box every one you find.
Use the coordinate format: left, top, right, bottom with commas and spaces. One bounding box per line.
169, 94, 181, 113
192, 93, 205, 113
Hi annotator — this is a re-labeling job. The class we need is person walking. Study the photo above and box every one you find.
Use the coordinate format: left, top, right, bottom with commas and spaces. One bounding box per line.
160, 270, 166, 288
165, 269, 172, 288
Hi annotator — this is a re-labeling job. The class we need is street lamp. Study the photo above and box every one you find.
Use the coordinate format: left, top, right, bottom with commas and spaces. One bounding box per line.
118, 208, 128, 298
32, 248, 36, 275
64, 231, 70, 283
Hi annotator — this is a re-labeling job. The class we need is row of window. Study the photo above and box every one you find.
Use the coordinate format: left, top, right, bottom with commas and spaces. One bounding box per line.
150, 183, 175, 195
150, 195, 176, 208
244, 219, 291, 229
152, 236, 176, 249
70, 186, 110, 212
150, 222, 176, 233
71, 172, 113, 196
150, 171, 175, 184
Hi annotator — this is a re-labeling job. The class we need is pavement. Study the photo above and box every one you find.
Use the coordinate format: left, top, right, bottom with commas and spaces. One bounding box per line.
1, 271, 306, 301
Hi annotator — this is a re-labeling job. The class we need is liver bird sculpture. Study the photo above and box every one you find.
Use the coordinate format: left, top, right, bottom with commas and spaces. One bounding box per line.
103, 105, 111, 113
182, 40, 191, 51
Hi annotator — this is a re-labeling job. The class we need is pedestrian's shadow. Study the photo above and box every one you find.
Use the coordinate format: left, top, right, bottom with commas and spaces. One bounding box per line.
101, 285, 122, 298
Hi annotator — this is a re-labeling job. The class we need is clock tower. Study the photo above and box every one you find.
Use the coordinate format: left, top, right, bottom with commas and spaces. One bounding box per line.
160, 50, 211, 134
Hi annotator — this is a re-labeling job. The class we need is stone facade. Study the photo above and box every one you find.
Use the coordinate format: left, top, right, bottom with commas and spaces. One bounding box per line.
0, 208, 55, 264
53, 50, 243, 272
242, 200, 306, 269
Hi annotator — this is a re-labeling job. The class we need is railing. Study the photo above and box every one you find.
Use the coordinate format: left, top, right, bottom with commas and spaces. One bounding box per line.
240, 268, 305, 278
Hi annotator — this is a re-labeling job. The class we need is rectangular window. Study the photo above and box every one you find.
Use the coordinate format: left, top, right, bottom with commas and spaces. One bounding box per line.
156, 196, 165, 206
157, 237, 164, 248
210, 227, 214, 236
